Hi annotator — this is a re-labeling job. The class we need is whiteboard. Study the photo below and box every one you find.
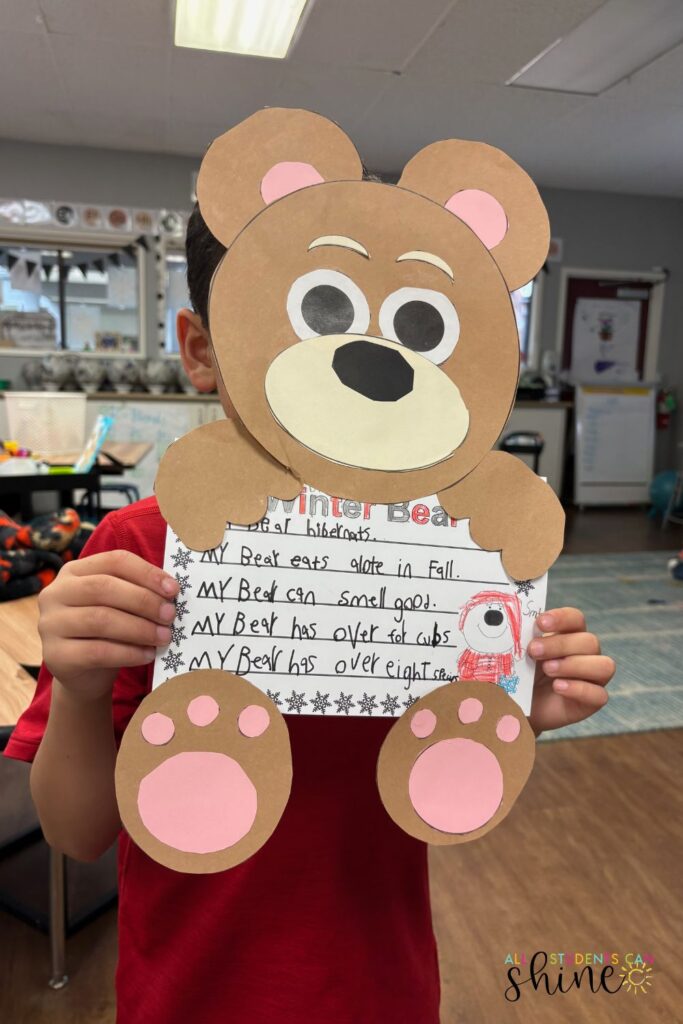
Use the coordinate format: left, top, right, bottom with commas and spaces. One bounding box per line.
575, 386, 655, 505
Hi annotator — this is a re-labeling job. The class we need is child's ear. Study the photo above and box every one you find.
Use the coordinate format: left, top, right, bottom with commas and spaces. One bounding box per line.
196, 108, 363, 248
398, 140, 549, 292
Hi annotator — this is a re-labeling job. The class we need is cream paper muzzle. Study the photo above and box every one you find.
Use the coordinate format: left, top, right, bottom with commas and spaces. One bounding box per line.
264, 333, 469, 472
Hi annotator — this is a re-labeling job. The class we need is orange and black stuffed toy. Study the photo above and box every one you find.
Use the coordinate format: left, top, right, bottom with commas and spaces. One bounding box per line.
0, 508, 94, 601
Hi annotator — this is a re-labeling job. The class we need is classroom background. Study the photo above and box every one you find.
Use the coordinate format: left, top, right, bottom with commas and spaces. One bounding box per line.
0, 2, 681, 1022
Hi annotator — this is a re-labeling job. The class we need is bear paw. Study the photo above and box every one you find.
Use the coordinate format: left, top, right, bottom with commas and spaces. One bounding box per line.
376, 680, 535, 844
115, 670, 292, 873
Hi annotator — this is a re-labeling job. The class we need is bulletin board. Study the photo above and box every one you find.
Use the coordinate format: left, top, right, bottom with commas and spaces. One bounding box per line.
555, 268, 666, 385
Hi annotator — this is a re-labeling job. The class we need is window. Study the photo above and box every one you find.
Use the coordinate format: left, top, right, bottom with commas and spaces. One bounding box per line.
164, 250, 190, 354
0, 243, 141, 354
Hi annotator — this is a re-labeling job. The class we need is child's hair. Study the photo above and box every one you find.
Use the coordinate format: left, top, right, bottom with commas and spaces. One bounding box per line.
185, 169, 382, 328
185, 203, 226, 328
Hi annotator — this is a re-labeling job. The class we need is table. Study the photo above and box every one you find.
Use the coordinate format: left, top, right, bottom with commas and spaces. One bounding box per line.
0, 594, 41, 667
0, 441, 153, 519
0, 646, 36, 729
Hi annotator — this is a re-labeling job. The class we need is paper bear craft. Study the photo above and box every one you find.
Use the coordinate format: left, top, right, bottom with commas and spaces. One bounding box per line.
115, 108, 564, 873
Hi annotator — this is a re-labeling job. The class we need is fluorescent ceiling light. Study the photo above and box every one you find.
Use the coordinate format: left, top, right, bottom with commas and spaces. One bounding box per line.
175, 0, 310, 59
507, 0, 683, 95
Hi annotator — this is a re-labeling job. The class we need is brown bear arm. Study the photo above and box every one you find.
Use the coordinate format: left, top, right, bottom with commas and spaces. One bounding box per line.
437, 450, 565, 580
155, 419, 301, 551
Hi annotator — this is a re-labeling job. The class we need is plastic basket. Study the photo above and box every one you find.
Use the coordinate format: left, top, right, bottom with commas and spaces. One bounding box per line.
4, 392, 87, 456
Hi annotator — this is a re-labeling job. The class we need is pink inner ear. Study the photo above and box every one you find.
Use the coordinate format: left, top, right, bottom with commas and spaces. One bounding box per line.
445, 188, 508, 250
260, 161, 325, 205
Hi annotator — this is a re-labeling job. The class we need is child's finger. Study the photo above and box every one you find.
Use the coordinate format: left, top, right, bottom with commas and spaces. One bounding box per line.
63, 550, 179, 598
529, 631, 600, 660
541, 654, 615, 683
54, 574, 177, 625
54, 638, 157, 671
537, 607, 586, 634
47, 607, 172, 648
552, 679, 610, 707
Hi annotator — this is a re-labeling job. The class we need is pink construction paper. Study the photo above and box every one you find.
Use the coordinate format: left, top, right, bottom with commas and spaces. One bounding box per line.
238, 704, 270, 738
137, 751, 257, 854
141, 712, 175, 746
445, 188, 508, 250
496, 714, 521, 743
408, 738, 503, 834
411, 708, 437, 738
457, 697, 483, 724
187, 694, 219, 727
260, 161, 324, 205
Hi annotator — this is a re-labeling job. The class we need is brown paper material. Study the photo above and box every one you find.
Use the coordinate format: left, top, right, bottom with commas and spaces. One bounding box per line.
207, 178, 521, 505
376, 680, 535, 845
155, 417, 300, 551
197, 108, 363, 249
398, 139, 550, 292
115, 670, 292, 874
438, 450, 565, 580
129, 107, 564, 870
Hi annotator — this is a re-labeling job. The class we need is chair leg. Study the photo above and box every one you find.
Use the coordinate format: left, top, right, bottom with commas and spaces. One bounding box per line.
48, 847, 69, 989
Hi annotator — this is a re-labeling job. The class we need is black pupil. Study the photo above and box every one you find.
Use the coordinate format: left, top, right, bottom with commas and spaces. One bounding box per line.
393, 300, 445, 351
484, 609, 504, 627
301, 284, 355, 335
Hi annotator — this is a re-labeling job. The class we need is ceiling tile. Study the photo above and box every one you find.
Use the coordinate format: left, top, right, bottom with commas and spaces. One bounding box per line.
169, 49, 284, 125
0, 0, 44, 34
293, 0, 454, 71
405, 0, 605, 83
38, 0, 171, 46
49, 34, 169, 118
0, 31, 68, 112
276, 62, 394, 135
353, 75, 587, 174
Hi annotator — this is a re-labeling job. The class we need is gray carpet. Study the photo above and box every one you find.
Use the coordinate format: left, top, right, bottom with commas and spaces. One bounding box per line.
540, 550, 683, 740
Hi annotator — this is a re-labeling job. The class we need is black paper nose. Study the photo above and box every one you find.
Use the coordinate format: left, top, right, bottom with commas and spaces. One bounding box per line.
484, 610, 504, 626
332, 340, 414, 402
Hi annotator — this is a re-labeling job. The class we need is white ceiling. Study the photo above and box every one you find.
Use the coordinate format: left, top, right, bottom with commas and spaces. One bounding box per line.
2, 0, 683, 196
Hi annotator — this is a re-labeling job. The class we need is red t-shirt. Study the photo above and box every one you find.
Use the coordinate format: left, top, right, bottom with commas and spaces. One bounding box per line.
5, 497, 440, 1024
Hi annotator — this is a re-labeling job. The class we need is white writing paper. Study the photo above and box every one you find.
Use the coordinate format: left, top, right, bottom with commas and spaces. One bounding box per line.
153, 489, 547, 716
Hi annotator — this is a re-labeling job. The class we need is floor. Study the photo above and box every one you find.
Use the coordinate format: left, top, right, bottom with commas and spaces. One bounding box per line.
1, 728, 680, 1024
1, 506, 681, 1022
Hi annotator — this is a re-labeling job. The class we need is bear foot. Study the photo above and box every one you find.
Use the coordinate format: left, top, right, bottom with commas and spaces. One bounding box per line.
115, 670, 292, 873
376, 680, 535, 844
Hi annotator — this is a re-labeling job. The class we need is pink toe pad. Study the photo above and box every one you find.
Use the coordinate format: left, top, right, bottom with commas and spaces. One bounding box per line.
409, 738, 503, 834
187, 695, 219, 727
141, 712, 174, 746
411, 709, 437, 738
238, 704, 270, 738
458, 697, 483, 724
137, 751, 257, 854
496, 715, 521, 743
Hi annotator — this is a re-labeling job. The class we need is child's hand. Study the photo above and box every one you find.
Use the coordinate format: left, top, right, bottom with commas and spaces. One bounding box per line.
39, 550, 179, 702
527, 607, 615, 735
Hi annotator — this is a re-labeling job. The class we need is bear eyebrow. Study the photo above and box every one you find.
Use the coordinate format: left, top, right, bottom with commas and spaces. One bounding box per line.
308, 235, 369, 258
396, 250, 454, 281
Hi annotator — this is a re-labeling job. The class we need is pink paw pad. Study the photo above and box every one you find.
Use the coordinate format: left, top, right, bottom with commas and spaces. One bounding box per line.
238, 704, 270, 738
411, 709, 436, 738
408, 699, 523, 835
137, 752, 257, 854
141, 712, 174, 746
187, 694, 219, 726
135, 698, 271, 855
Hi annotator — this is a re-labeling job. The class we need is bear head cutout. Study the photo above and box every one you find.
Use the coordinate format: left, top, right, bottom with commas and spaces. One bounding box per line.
194, 107, 549, 505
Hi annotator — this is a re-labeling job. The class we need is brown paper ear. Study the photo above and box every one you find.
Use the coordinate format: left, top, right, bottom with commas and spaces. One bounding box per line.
398, 140, 549, 292
196, 107, 364, 248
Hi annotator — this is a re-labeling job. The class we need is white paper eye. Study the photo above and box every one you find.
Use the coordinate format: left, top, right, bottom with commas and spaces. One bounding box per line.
379, 287, 460, 364
287, 269, 370, 340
